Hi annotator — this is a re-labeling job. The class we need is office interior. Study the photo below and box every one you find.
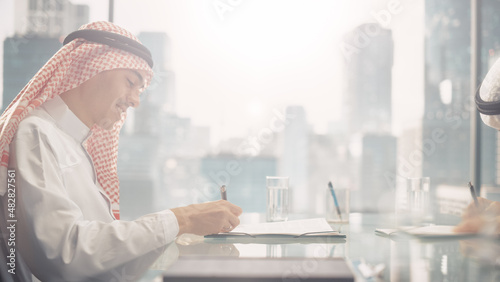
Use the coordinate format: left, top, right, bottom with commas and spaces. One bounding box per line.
1, 0, 500, 281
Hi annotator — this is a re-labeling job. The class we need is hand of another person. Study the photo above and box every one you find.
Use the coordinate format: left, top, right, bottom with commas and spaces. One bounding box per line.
171, 200, 243, 236
461, 197, 495, 219
454, 197, 500, 234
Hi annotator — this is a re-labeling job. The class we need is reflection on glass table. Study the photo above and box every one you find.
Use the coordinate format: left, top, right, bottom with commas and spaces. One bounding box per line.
141, 213, 500, 282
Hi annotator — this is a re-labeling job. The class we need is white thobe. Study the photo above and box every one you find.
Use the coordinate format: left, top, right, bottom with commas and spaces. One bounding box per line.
6, 96, 179, 281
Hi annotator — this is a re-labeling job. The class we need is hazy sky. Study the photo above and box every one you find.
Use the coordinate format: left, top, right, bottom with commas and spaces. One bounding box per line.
0, 0, 424, 144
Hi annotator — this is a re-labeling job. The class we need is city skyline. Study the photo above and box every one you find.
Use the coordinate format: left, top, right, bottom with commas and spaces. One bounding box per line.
3, 0, 499, 216
0, 0, 426, 146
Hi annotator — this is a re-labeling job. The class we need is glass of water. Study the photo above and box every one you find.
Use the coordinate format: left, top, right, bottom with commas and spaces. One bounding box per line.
266, 176, 289, 222
396, 177, 431, 227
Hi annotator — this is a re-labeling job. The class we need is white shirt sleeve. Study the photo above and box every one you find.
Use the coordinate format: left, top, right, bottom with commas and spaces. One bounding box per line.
10, 123, 179, 281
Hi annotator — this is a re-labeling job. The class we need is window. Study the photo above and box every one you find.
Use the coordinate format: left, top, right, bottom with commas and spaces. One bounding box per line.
2, 0, 499, 220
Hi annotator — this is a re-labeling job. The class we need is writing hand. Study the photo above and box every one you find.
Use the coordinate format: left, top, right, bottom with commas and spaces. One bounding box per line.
454, 197, 500, 234
172, 200, 243, 236
461, 197, 494, 219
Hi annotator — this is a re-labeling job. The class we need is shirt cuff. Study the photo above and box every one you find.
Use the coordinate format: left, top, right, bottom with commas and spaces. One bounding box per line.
158, 209, 180, 243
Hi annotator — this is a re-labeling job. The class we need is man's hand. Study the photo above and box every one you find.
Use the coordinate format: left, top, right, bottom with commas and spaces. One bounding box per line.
171, 200, 243, 236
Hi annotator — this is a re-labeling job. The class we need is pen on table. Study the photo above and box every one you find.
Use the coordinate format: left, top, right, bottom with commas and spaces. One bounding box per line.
220, 185, 227, 200
328, 181, 342, 221
468, 181, 479, 207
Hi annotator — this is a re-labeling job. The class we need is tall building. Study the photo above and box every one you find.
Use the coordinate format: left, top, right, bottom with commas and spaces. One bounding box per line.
14, 0, 89, 37
343, 23, 393, 135
423, 0, 497, 187
359, 133, 397, 212
342, 23, 397, 211
2, 36, 60, 111
3, 0, 89, 111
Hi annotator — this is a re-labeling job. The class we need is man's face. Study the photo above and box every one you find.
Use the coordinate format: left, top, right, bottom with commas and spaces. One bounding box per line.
79, 68, 148, 130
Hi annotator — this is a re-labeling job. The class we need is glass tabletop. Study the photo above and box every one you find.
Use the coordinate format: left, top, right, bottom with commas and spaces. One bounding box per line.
142, 213, 500, 282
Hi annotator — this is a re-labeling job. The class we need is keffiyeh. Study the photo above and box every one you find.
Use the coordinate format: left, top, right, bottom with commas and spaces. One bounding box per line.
479, 58, 500, 130
0, 21, 153, 219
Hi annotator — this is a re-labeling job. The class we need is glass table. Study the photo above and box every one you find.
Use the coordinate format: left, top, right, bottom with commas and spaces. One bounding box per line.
141, 213, 500, 282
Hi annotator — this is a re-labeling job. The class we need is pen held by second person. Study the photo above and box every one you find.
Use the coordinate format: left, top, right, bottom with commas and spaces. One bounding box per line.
454, 196, 500, 235
220, 185, 227, 201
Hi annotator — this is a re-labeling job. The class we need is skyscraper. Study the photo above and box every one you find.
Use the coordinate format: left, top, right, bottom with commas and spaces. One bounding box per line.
2, 36, 60, 111
360, 133, 397, 212
14, 0, 89, 37
342, 23, 396, 211
3, 0, 89, 111
423, 0, 497, 187
343, 23, 393, 135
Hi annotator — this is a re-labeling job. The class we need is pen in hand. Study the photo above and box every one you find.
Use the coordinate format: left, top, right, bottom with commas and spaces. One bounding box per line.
220, 185, 227, 201
468, 181, 479, 208
328, 181, 342, 221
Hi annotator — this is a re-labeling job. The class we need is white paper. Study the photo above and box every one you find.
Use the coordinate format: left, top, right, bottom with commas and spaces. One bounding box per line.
375, 225, 475, 238
230, 218, 334, 236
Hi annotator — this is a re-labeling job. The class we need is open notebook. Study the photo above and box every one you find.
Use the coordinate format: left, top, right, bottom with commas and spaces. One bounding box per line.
205, 218, 345, 239
375, 225, 477, 239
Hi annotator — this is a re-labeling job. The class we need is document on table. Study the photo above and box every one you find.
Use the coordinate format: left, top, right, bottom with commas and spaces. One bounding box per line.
205, 218, 346, 239
375, 225, 477, 239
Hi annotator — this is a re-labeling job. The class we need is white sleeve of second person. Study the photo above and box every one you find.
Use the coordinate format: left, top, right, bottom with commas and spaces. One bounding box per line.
10, 127, 179, 281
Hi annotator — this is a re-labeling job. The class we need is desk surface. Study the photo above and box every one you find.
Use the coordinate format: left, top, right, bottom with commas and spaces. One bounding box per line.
142, 213, 500, 282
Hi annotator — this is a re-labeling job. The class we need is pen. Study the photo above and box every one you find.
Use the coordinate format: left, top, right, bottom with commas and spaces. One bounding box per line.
220, 185, 227, 200
328, 181, 342, 221
468, 181, 479, 207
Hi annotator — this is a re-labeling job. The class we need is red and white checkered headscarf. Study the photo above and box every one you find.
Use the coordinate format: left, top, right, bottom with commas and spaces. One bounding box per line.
0, 21, 153, 220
